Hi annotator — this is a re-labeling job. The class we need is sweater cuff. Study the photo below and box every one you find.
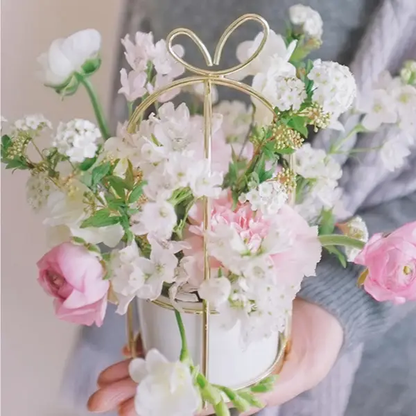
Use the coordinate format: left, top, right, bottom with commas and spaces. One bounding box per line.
298, 255, 392, 350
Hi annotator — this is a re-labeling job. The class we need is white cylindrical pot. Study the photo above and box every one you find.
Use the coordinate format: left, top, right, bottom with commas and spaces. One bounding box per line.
137, 296, 283, 389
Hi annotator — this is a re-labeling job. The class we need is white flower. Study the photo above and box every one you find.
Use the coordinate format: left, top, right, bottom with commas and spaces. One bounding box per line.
189, 160, 223, 198
242, 181, 288, 216
129, 350, 200, 416
234, 30, 297, 80
53, 119, 101, 163
391, 84, 416, 130
295, 144, 343, 222
152, 40, 185, 77
71, 224, 124, 248
131, 200, 177, 240
198, 277, 231, 307
289, 5, 323, 39
38, 29, 101, 86
152, 103, 196, 152
189, 83, 219, 104
251, 57, 299, 123
122, 32, 155, 72
359, 89, 398, 130
338, 216, 369, 261
44, 181, 89, 227
118, 69, 148, 102
135, 239, 178, 300
14, 114, 52, 132
380, 137, 412, 172
308, 60, 356, 119
26, 171, 55, 212
213, 101, 252, 143
111, 243, 145, 314
295, 143, 342, 181
147, 73, 182, 103
289, 4, 310, 24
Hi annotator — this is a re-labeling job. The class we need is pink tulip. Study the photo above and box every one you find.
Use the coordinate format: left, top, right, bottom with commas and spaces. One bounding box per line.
355, 221, 416, 304
37, 242, 109, 326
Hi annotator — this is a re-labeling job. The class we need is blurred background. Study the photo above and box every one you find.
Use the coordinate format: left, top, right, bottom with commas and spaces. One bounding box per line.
1, 1, 122, 414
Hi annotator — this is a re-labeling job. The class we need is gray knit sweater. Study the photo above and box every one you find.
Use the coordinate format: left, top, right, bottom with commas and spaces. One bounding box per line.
62, 1, 416, 415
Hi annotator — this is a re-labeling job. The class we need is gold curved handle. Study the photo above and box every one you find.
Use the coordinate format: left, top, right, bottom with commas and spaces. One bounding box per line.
166, 13, 270, 77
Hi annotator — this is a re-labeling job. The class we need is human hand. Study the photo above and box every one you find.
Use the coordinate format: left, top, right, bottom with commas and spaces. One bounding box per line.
88, 298, 343, 415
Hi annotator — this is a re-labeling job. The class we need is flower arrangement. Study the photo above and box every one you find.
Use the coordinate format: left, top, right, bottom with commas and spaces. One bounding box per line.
2, 5, 416, 416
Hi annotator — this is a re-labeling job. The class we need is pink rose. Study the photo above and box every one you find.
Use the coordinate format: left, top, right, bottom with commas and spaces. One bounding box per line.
37, 242, 109, 326
354, 221, 416, 304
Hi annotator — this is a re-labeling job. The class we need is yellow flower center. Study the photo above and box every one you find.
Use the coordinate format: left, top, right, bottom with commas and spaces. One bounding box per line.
403, 265, 412, 275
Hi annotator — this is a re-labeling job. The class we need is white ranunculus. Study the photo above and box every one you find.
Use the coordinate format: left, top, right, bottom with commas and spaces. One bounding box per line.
359, 89, 398, 131
198, 277, 232, 307
38, 29, 101, 87
234, 29, 297, 80
129, 349, 200, 416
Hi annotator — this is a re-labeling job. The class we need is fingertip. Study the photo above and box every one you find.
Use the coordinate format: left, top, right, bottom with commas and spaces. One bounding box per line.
119, 398, 137, 416
97, 360, 131, 387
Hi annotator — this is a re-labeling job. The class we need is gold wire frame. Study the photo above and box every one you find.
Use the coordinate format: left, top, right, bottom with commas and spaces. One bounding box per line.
126, 13, 293, 382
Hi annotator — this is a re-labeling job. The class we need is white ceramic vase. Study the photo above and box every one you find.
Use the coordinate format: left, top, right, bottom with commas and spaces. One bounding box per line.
137, 296, 285, 389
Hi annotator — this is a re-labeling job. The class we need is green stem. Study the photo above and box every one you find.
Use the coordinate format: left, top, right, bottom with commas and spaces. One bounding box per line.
319, 234, 365, 250
174, 310, 190, 362
75, 73, 111, 140
329, 124, 366, 154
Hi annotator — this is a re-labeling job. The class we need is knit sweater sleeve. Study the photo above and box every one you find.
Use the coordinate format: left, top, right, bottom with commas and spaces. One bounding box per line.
299, 191, 416, 350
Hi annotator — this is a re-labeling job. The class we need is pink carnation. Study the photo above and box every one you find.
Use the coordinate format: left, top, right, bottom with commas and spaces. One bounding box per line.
355, 221, 416, 304
37, 242, 109, 326
184, 194, 321, 287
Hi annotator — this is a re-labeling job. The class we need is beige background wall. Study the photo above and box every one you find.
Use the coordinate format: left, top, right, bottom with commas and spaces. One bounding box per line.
1, 1, 122, 415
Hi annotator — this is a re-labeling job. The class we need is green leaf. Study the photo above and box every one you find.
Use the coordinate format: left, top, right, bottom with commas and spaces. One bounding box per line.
1, 135, 12, 152
107, 175, 133, 199
319, 209, 335, 235
80, 172, 93, 188
92, 162, 111, 186
275, 147, 296, 155
107, 199, 125, 210
288, 116, 308, 137
5, 157, 29, 170
213, 400, 230, 416
128, 181, 146, 204
238, 391, 265, 409
78, 156, 97, 171
72, 236, 87, 245
80, 209, 120, 228
125, 160, 135, 188
201, 384, 222, 405
324, 246, 347, 268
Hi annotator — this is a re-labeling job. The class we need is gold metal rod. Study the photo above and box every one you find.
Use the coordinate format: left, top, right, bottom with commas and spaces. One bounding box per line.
127, 302, 137, 358
202, 77, 213, 380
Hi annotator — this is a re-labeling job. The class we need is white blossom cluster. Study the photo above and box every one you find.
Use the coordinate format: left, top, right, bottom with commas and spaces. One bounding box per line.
308, 59, 357, 122
53, 119, 101, 163
119, 31, 185, 103
14, 114, 52, 132
239, 181, 288, 216
294, 143, 344, 222
289, 4, 324, 40
111, 238, 182, 314
358, 70, 416, 171
26, 171, 55, 212
338, 216, 369, 261
129, 102, 225, 241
